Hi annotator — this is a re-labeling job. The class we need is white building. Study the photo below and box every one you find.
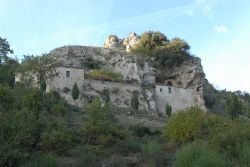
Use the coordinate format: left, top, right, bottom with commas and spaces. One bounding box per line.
155, 85, 195, 114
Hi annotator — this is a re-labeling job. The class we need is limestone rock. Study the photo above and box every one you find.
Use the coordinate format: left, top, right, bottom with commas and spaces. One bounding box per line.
123, 32, 140, 52
104, 35, 124, 49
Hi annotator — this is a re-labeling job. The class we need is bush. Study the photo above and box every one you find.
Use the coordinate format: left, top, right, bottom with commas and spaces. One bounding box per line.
165, 103, 172, 117
131, 91, 139, 111
164, 107, 204, 143
71, 145, 97, 167
40, 122, 73, 153
117, 138, 141, 155
174, 141, 231, 167
239, 141, 250, 167
88, 69, 123, 82
72, 82, 79, 101
207, 118, 250, 158
140, 140, 170, 167
21, 153, 60, 167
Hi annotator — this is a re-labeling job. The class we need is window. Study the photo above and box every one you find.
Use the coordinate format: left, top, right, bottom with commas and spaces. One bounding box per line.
168, 87, 172, 94
160, 88, 162, 92
66, 71, 70, 78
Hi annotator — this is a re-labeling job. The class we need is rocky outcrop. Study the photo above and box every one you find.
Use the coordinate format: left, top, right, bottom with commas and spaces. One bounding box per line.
123, 32, 140, 52
104, 35, 124, 49
49, 44, 207, 115
104, 32, 140, 52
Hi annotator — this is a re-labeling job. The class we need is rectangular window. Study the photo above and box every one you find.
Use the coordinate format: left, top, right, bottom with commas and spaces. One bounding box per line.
168, 87, 172, 94
66, 71, 70, 78
160, 88, 162, 92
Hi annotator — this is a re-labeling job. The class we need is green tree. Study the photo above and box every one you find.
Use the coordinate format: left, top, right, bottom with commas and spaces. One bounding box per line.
83, 98, 124, 146
131, 91, 139, 111
225, 94, 242, 119
72, 82, 79, 101
0, 37, 13, 64
19, 54, 59, 89
165, 103, 172, 117
164, 107, 204, 143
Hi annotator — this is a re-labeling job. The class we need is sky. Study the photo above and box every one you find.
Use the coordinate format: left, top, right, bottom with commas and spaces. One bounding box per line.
0, 0, 250, 92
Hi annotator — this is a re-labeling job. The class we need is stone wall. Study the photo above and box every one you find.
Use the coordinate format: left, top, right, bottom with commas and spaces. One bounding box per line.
46, 66, 85, 92
82, 79, 149, 111
155, 85, 195, 114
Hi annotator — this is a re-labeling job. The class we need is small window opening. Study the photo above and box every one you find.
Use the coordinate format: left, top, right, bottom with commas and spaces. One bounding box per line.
160, 88, 163, 92
66, 71, 70, 78
167, 81, 173, 86
168, 87, 172, 94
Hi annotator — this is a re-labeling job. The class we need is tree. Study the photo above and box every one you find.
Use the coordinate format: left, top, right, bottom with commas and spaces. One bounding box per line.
225, 94, 242, 119
165, 103, 172, 117
0, 37, 13, 64
72, 83, 79, 101
131, 91, 139, 111
19, 54, 59, 89
134, 31, 169, 55
83, 98, 124, 146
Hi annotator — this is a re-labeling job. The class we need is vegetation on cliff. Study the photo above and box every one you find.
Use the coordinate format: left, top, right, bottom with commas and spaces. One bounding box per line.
133, 31, 191, 68
1, 37, 250, 167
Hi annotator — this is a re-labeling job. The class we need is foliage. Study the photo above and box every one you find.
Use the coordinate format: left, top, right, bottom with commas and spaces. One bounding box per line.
140, 140, 169, 167
131, 91, 139, 111
19, 54, 59, 88
72, 82, 79, 101
134, 31, 168, 55
0, 58, 19, 88
207, 118, 250, 158
133, 31, 190, 68
225, 94, 242, 119
40, 124, 73, 153
117, 138, 141, 155
0, 37, 13, 64
21, 153, 60, 167
71, 145, 97, 167
82, 98, 125, 146
88, 69, 123, 82
164, 107, 204, 143
81, 56, 102, 69
165, 103, 172, 117
174, 141, 231, 167
239, 141, 250, 167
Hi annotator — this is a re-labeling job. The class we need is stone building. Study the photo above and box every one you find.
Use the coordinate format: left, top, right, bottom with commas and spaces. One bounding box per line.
46, 66, 84, 92
155, 85, 195, 113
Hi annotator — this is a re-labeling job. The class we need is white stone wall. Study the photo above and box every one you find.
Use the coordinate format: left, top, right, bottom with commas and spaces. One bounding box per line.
46, 67, 84, 92
155, 85, 195, 114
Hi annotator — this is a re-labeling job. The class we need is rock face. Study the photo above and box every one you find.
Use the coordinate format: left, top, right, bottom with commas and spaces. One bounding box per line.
123, 32, 140, 52
104, 32, 140, 52
104, 35, 124, 49
49, 44, 207, 116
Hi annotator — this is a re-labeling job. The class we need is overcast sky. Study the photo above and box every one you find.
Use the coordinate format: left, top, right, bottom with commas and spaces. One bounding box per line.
0, 0, 250, 92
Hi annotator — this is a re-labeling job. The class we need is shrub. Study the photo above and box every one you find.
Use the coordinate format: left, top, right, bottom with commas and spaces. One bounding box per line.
165, 103, 172, 117
131, 91, 139, 111
239, 141, 250, 167
117, 138, 141, 155
71, 145, 97, 167
207, 118, 250, 158
88, 69, 123, 82
72, 82, 79, 101
140, 140, 169, 167
174, 141, 231, 167
21, 153, 60, 167
81, 56, 102, 69
164, 107, 204, 143
40, 124, 73, 153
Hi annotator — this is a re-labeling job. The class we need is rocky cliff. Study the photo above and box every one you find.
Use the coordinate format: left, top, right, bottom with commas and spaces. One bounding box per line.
49, 42, 207, 115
